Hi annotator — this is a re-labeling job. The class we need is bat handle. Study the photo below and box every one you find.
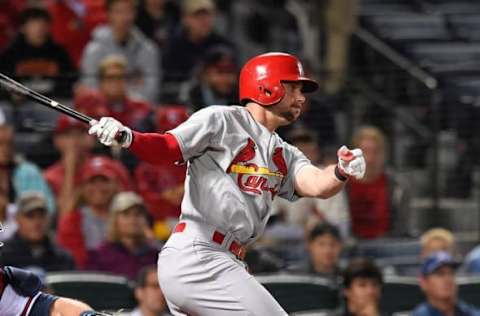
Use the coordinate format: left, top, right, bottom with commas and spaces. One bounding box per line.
115, 130, 129, 145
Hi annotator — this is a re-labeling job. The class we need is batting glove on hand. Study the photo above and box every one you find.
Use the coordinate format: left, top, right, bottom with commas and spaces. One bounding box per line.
88, 117, 132, 148
337, 145, 366, 180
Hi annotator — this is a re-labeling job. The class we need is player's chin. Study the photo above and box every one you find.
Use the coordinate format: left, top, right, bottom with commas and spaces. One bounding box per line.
280, 114, 299, 126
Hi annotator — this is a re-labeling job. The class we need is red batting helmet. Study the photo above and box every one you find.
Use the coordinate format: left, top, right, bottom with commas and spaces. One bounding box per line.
239, 52, 318, 106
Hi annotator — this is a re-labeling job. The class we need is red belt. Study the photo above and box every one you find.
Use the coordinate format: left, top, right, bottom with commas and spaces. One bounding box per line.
174, 222, 247, 260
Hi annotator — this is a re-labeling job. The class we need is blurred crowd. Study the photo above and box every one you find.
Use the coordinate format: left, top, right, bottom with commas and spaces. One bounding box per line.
1, 0, 480, 315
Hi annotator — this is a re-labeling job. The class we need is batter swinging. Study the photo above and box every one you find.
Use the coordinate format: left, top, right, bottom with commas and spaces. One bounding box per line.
89, 52, 366, 315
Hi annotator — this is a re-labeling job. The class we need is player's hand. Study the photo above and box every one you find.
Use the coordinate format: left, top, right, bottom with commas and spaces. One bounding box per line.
337, 145, 366, 180
88, 117, 132, 148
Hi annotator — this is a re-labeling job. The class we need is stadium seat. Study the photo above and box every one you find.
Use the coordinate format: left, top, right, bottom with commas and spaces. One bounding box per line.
377, 256, 421, 277
365, 15, 452, 42
443, 76, 480, 96
449, 15, 480, 42
412, 198, 480, 233
360, 4, 418, 17
46, 271, 136, 311
425, 2, 480, 15
256, 274, 341, 314
457, 275, 480, 308
404, 42, 480, 74
354, 238, 421, 259
380, 275, 425, 315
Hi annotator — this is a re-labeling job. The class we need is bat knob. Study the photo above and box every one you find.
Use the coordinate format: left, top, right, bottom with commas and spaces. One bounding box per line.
115, 131, 128, 144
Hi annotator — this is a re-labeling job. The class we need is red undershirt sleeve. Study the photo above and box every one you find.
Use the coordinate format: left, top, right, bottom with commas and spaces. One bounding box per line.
129, 131, 183, 165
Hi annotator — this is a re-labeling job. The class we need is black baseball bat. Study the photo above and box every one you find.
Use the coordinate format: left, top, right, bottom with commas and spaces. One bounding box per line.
0, 73, 127, 143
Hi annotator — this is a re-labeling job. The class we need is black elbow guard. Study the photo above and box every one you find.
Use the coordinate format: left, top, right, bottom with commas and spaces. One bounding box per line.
3, 266, 43, 297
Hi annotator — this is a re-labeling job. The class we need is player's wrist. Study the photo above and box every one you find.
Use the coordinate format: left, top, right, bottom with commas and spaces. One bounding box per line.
334, 165, 349, 182
120, 126, 133, 148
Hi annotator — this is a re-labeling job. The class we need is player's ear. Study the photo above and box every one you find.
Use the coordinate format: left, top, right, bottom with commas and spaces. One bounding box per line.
134, 287, 143, 302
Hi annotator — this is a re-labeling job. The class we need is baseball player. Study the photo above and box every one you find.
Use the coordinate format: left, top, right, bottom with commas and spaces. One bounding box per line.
0, 265, 111, 316
89, 52, 366, 315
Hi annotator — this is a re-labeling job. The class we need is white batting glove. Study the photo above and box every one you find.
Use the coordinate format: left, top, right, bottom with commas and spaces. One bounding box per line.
88, 117, 133, 148
337, 145, 366, 180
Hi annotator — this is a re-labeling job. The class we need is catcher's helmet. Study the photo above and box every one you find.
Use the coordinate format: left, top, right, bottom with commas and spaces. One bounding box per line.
239, 52, 318, 106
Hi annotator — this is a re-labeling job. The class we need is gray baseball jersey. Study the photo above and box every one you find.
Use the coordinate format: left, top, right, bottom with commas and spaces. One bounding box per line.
168, 105, 311, 244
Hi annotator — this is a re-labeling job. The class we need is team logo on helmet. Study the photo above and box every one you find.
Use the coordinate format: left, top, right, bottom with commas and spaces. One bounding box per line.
256, 65, 268, 80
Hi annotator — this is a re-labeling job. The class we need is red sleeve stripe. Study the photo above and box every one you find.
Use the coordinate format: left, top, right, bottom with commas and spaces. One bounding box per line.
0, 270, 4, 297
21, 292, 41, 316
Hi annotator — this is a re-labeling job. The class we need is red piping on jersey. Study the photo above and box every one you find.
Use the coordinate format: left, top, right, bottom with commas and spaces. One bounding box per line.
130, 131, 183, 165
20, 295, 34, 316
0, 270, 4, 298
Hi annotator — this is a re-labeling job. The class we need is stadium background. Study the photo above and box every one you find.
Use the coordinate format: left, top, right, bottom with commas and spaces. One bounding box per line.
1, 0, 480, 315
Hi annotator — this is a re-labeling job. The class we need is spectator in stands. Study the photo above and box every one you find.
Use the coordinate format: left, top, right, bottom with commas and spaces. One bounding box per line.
0, 188, 17, 242
272, 129, 350, 238
135, 105, 188, 240
0, 123, 55, 213
135, 0, 179, 48
86, 192, 159, 280
179, 46, 238, 110
412, 251, 480, 316
44, 115, 131, 203
420, 228, 455, 259
342, 258, 386, 316
0, 192, 75, 272
162, 0, 231, 97
0, 7, 75, 98
348, 126, 412, 239
44, 115, 93, 197
81, 0, 160, 102
132, 265, 171, 316
56, 156, 121, 268
95, 55, 151, 129
48, 0, 107, 67
0, 0, 24, 51
289, 223, 343, 283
